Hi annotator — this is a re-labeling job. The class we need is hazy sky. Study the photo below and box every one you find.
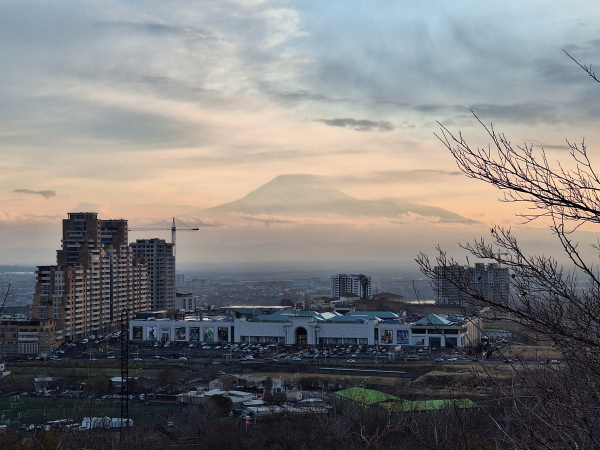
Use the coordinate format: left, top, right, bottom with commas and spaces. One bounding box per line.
3, 1, 600, 266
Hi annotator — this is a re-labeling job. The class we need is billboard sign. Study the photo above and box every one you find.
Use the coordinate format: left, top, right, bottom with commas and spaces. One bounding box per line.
175, 327, 186, 341
381, 330, 393, 344
147, 326, 157, 340
397, 330, 409, 345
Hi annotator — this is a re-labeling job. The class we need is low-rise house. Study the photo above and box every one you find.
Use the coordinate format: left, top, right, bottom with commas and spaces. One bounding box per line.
209, 376, 239, 390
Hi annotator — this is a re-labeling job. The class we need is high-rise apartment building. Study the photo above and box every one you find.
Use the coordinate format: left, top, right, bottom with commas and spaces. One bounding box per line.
434, 263, 509, 305
31, 213, 150, 343
130, 238, 175, 310
330, 274, 372, 299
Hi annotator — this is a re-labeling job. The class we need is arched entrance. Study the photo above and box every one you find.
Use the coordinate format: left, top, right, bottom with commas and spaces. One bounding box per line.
296, 327, 308, 345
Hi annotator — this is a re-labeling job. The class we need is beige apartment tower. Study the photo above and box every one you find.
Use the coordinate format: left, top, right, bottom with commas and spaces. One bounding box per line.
130, 238, 175, 310
31, 213, 150, 343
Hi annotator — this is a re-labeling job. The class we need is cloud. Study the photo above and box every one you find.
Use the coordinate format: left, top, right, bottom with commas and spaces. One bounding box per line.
235, 213, 360, 227
0, 212, 63, 224
329, 170, 462, 185
12, 189, 56, 199
316, 118, 394, 132
70, 202, 110, 216
183, 217, 224, 228
389, 212, 479, 226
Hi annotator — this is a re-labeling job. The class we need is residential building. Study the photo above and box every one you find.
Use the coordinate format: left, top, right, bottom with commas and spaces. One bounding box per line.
30, 212, 150, 345
174, 292, 200, 311
330, 274, 372, 299
434, 263, 509, 305
473, 263, 509, 303
130, 238, 175, 310
0, 318, 59, 358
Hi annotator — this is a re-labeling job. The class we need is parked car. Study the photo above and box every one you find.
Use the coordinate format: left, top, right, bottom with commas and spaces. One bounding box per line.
346, 359, 356, 363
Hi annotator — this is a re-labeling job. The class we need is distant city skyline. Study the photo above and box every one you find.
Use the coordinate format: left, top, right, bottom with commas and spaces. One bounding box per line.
2, 2, 600, 265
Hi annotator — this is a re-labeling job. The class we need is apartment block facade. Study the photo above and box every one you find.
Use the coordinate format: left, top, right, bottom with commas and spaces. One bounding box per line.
330, 274, 372, 299
30, 213, 150, 344
434, 263, 509, 305
0, 319, 59, 358
130, 238, 175, 310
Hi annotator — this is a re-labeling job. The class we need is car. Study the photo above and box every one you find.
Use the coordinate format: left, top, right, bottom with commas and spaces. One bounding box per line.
346, 359, 356, 363
434, 358, 445, 362
179, 357, 187, 360
107, 356, 115, 359
292, 357, 302, 361
550, 360, 560, 364
447, 358, 458, 362
89, 358, 97, 361
132, 358, 142, 361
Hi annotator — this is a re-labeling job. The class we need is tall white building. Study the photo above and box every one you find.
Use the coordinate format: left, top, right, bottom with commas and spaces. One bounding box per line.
330, 274, 372, 299
130, 238, 175, 310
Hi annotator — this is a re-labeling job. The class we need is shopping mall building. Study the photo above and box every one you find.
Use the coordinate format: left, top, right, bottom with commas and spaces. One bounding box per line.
129, 310, 481, 349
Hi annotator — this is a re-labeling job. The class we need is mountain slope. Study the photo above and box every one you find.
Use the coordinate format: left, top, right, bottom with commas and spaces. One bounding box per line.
197, 174, 475, 223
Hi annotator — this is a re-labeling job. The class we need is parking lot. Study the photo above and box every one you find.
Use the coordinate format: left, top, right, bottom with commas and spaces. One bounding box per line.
8, 335, 501, 366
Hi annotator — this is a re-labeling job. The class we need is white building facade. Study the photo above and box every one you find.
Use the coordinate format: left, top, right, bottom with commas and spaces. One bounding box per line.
129, 312, 479, 349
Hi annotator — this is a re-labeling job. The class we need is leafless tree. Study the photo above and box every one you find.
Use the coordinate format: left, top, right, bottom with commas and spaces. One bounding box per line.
416, 54, 600, 449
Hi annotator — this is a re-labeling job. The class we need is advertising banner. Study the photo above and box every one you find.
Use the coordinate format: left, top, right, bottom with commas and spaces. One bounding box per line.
189, 327, 200, 341
397, 330, 409, 345
381, 330, 393, 344
133, 326, 143, 340
147, 326, 157, 340
175, 327, 186, 341
204, 328, 214, 342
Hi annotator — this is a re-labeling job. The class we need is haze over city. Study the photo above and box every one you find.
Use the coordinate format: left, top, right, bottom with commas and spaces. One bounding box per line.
2, 1, 600, 268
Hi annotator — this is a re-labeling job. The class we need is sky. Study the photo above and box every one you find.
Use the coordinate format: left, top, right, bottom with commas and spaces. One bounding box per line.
3, 1, 600, 267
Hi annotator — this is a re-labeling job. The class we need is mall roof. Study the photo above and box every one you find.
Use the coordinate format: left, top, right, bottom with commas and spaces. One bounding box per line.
258, 310, 336, 322
412, 314, 452, 326
328, 311, 400, 322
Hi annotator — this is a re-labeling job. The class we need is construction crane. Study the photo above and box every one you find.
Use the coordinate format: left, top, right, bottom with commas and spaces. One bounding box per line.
128, 217, 199, 257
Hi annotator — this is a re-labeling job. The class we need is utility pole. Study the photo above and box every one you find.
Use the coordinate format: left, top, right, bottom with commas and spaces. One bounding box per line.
120, 305, 130, 446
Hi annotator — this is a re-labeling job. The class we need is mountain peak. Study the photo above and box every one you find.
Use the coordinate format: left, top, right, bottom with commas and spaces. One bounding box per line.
198, 174, 474, 223
203, 174, 355, 216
